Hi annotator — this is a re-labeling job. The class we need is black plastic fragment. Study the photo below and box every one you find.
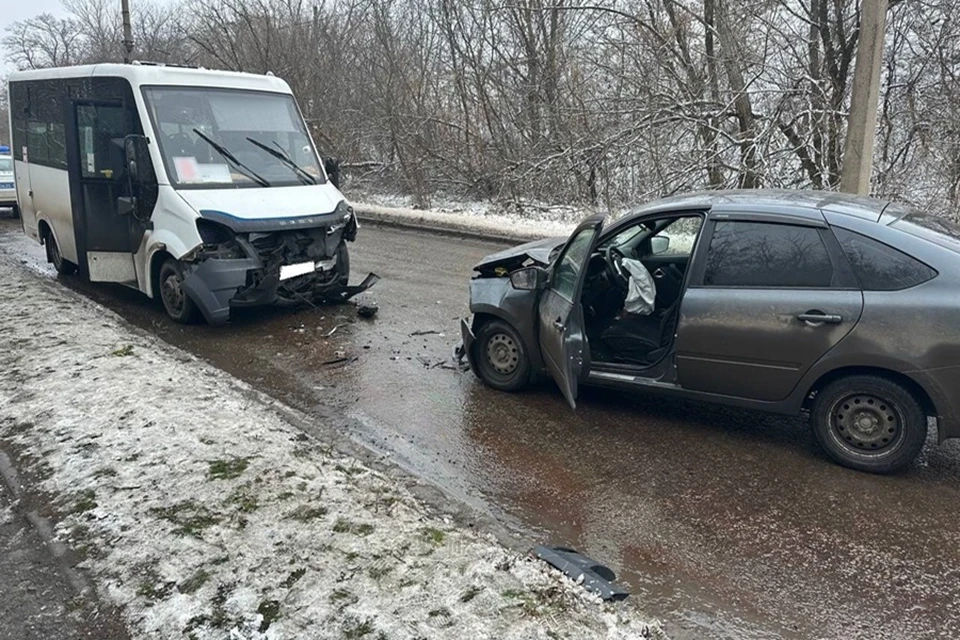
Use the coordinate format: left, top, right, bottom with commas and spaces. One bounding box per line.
533, 545, 630, 601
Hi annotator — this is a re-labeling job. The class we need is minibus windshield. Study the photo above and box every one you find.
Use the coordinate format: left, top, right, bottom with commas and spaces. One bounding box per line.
142, 86, 325, 189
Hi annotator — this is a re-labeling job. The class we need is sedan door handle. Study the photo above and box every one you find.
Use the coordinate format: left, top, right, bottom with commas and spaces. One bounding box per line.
797, 312, 842, 325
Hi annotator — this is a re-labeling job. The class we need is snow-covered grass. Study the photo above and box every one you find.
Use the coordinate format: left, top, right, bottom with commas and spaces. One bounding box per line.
0, 249, 665, 639
348, 190, 606, 240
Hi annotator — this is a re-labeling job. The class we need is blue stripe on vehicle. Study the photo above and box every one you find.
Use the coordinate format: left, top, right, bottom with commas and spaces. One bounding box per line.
198, 208, 341, 223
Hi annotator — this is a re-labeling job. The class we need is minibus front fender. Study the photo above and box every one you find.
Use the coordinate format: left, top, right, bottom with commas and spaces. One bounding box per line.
143, 232, 199, 298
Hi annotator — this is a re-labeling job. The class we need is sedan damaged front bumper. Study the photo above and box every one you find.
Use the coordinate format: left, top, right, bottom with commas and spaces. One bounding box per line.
455, 317, 477, 371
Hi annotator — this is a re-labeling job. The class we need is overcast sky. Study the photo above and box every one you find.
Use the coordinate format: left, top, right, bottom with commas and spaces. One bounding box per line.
1, 0, 177, 75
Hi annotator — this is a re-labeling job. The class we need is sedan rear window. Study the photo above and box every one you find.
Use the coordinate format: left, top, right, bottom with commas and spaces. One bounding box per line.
703, 221, 834, 288
833, 227, 936, 291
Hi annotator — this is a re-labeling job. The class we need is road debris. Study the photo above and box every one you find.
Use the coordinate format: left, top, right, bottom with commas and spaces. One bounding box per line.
410, 329, 440, 337
356, 299, 379, 319
533, 546, 630, 602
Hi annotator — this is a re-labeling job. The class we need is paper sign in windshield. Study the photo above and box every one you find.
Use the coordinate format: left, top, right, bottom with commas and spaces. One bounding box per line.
174, 157, 232, 184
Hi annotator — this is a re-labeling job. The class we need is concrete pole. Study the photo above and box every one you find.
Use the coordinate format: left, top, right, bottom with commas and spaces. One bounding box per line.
839, 0, 888, 195
121, 0, 134, 64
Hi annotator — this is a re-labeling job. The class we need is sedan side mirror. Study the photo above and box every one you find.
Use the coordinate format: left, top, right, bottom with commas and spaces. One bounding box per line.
510, 266, 546, 290
651, 235, 670, 255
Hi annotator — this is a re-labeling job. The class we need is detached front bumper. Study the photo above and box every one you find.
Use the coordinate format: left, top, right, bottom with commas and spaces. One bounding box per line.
455, 317, 477, 373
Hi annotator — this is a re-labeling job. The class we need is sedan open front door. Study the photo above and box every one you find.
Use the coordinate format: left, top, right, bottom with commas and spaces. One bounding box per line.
538, 214, 605, 408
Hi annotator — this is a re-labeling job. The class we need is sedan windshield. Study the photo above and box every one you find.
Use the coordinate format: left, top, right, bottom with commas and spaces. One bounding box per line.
142, 87, 324, 189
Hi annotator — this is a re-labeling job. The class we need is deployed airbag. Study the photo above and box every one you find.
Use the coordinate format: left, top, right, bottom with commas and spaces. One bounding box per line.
621, 258, 656, 316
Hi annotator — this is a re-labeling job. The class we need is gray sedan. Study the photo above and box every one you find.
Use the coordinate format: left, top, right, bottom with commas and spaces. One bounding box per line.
459, 190, 960, 473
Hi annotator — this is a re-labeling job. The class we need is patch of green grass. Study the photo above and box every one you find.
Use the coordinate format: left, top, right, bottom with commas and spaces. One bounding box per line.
289, 504, 328, 522
502, 589, 524, 599
333, 519, 375, 536
111, 345, 134, 357
93, 467, 118, 479
368, 564, 391, 580
281, 567, 306, 589
148, 501, 220, 538
345, 551, 360, 561
460, 585, 482, 603
341, 617, 375, 638
277, 491, 295, 501
334, 464, 364, 477
178, 570, 210, 595
208, 458, 249, 480
421, 527, 445, 545
71, 489, 97, 515
226, 488, 259, 514
329, 588, 354, 603
257, 599, 281, 632
136, 569, 174, 601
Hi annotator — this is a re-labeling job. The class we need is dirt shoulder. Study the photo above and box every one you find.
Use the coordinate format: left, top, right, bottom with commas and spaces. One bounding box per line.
0, 244, 663, 638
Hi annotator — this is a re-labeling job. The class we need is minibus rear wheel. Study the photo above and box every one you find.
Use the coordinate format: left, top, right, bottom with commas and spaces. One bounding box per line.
44, 229, 77, 276
159, 258, 201, 324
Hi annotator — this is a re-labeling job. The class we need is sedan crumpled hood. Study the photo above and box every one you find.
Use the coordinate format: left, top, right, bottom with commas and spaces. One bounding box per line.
474, 236, 566, 274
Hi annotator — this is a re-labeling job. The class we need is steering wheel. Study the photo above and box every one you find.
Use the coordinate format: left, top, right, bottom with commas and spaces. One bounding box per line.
604, 245, 630, 289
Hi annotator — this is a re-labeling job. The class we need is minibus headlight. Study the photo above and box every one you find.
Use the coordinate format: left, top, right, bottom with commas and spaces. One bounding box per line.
195, 219, 245, 260
197, 219, 235, 245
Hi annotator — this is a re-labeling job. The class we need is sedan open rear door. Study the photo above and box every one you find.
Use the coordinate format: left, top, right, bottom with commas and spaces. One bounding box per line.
537, 214, 605, 408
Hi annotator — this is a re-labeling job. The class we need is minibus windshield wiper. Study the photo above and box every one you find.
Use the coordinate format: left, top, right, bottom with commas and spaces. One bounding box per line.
245, 137, 317, 185
192, 129, 271, 188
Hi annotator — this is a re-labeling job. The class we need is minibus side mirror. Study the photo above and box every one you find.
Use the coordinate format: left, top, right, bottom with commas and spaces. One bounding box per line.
124, 135, 146, 183
323, 156, 342, 189
120, 135, 150, 217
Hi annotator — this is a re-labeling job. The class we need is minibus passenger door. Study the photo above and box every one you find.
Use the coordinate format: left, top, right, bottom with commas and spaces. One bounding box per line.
66, 100, 149, 284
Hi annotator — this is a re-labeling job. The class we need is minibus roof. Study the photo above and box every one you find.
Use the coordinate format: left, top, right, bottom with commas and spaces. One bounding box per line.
8, 63, 292, 94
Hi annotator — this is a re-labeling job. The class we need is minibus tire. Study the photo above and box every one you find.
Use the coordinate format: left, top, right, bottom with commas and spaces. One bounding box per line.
159, 258, 201, 324
45, 231, 77, 276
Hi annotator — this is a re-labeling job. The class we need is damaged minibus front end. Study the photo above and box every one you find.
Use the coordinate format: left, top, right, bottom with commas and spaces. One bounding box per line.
176, 200, 377, 325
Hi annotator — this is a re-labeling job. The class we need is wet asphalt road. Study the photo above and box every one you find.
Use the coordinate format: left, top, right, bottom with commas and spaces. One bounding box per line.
3, 215, 960, 639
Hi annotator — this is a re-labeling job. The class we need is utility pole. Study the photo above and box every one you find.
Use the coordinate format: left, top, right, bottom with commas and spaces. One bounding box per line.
121, 0, 134, 63
839, 0, 887, 195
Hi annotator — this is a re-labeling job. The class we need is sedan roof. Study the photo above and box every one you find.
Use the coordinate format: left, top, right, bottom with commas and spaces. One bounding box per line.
628, 189, 903, 224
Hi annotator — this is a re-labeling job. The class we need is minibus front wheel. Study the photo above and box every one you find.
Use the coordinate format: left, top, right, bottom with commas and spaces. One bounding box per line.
159, 258, 201, 324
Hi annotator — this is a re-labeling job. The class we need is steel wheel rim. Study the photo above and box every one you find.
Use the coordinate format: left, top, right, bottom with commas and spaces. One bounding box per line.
486, 333, 519, 375
829, 393, 904, 455
161, 272, 185, 314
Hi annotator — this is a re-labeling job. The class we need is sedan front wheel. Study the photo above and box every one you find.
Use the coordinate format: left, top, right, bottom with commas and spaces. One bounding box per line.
473, 319, 532, 392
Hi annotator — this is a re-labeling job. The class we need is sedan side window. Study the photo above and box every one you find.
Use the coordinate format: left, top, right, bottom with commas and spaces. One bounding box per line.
833, 227, 936, 291
551, 228, 597, 301
704, 221, 834, 288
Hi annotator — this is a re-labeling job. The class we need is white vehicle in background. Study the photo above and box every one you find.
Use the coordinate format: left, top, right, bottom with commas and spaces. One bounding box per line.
7, 63, 372, 324
0, 153, 16, 217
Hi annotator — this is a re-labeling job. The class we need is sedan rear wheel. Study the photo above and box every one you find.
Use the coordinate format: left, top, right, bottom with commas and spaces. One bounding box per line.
473, 319, 531, 392
811, 375, 927, 473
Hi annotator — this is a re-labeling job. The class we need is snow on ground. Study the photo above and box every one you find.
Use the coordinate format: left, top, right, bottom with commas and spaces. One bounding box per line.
348, 190, 611, 240
0, 249, 665, 639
